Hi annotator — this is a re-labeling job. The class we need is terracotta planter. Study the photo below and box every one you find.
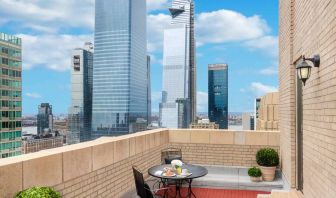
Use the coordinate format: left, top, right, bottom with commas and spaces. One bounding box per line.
260, 166, 276, 181
250, 176, 262, 182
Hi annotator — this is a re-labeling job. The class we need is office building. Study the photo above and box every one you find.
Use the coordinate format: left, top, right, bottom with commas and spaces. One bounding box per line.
160, 0, 196, 128
208, 64, 228, 129
22, 135, 63, 154
256, 92, 279, 131
190, 119, 219, 129
37, 103, 53, 135
92, 0, 148, 137
68, 43, 93, 144
242, 113, 255, 130
0, 33, 22, 158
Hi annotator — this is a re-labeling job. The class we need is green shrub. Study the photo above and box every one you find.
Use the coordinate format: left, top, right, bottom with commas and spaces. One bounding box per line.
15, 187, 61, 198
248, 167, 262, 177
256, 147, 279, 167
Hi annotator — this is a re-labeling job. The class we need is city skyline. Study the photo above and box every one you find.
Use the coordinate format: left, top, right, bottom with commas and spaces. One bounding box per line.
0, 0, 279, 115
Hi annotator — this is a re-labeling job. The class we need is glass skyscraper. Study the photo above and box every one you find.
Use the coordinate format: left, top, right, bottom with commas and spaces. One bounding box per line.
208, 64, 228, 129
37, 103, 53, 135
68, 43, 93, 144
0, 33, 22, 158
92, 0, 148, 137
160, 0, 196, 128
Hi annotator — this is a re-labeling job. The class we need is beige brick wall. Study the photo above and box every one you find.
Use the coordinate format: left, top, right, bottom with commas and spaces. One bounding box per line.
0, 129, 279, 198
169, 129, 280, 167
257, 92, 279, 131
279, 0, 297, 189
280, 0, 336, 197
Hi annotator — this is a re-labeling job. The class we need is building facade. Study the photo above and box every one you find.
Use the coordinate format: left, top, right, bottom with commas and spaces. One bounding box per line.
68, 43, 93, 144
242, 113, 254, 130
92, 0, 148, 137
22, 136, 63, 154
279, 0, 336, 196
255, 92, 278, 131
0, 33, 22, 158
37, 103, 53, 135
208, 64, 228, 129
160, 0, 196, 128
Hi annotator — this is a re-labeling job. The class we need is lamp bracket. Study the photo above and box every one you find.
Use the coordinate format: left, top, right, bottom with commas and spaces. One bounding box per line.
303, 54, 320, 67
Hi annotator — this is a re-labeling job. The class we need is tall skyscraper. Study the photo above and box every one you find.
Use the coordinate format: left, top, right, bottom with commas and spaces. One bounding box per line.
68, 43, 93, 144
208, 64, 228, 129
0, 33, 22, 158
92, 0, 148, 137
160, 0, 196, 128
37, 103, 53, 135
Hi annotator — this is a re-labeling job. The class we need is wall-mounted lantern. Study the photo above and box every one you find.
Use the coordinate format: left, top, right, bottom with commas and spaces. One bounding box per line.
296, 55, 320, 86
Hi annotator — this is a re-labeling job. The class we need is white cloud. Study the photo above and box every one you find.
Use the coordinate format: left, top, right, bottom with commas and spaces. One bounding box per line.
0, 0, 94, 33
196, 10, 270, 45
26, 92, 42, 99
250, 82, 278, 97
147, 0, 169, 11
260, 66, 278, 75
147, 14, 171, 53
197, 92, 208, 113
245, 36, 279, 57
18, 34, 92, 71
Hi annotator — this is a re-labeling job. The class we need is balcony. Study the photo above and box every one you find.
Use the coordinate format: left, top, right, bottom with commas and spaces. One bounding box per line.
0, 129, 294, 198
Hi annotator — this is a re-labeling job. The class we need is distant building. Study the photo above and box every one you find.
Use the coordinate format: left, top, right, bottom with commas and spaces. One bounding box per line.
68, 43, 93, 144
159, 0, 196, 128
54, 119, 68, 135
92, 0, 148, 137
37, 103, 53, 135
22, 135, 63, 154
0, 33, 22, 158
190, 119, 219, 129
255, 98, 261, 130
256, 92, 279, 131
242, 113, 255, 130
130, 118, 148, 133
208, 64, 228, 129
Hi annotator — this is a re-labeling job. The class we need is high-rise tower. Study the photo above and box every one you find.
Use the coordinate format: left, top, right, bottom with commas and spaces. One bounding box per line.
208, 64, 228, 129
92, 0, 148, 137
160, 0, 196, 128
68, 43, 93, 144
0, 33, 22, 158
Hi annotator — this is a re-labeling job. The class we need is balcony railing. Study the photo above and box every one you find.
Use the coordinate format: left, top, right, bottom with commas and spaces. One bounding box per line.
0, 129, 279, 198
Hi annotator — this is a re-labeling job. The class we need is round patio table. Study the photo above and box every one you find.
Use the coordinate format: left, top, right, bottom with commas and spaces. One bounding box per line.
148, 164, 208, 198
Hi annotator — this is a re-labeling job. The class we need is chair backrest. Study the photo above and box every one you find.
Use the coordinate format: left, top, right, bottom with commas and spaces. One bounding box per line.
132, 166, 153, 198
161, 147, 182, 164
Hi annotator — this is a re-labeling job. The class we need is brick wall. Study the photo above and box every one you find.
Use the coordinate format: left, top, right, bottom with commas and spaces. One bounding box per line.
279, 0, 297, 189
170, 143, 279, 167
280, 0, 336, 197
0, 129, 279, 198
53, 144, 166, 198
256, 92, 279, 131
169, 129, 280, 167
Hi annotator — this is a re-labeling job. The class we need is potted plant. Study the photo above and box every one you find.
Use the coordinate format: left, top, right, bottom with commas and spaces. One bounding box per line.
248, 167, 262, 182
256, 147, 279, 181
15, 187, 61, 198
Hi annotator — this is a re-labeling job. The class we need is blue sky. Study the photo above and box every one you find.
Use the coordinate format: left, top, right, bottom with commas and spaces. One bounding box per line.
0, 0, 278, 115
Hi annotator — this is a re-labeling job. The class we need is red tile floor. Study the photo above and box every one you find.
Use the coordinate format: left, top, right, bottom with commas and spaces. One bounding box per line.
157, 187, 270, 198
